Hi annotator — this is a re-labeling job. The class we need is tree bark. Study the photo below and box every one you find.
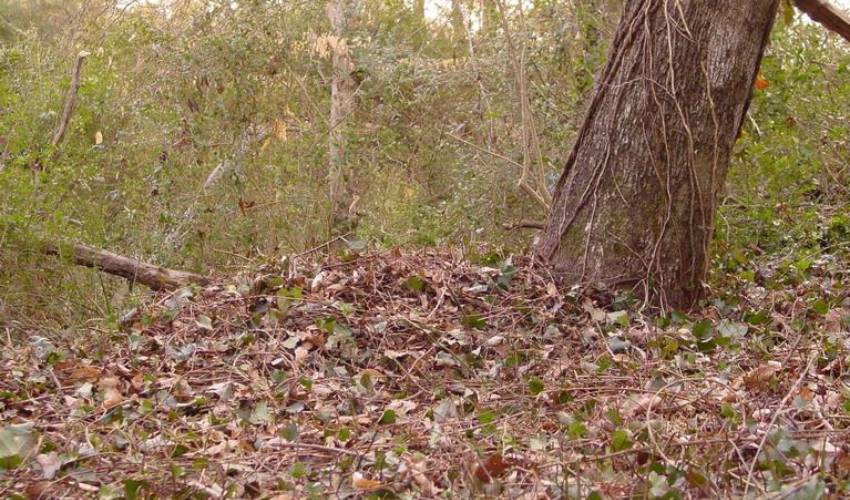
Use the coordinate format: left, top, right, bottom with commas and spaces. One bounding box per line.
537, 0, 780, 309
327, 0, 358, 231
451, 0, 467, 56
480, 0, 497, 35
41, 241, 208, 291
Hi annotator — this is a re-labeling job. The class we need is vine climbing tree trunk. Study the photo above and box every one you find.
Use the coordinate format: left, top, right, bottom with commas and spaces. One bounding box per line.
537, 0, 780, 309
327, 0, 358, 233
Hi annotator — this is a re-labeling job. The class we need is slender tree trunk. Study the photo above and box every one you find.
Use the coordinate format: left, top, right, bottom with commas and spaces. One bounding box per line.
327, 0, 357, 232
451, 0, 467, 56
414, 0, 425, 22
537, 0, 780, 309
480, 0, 496, 35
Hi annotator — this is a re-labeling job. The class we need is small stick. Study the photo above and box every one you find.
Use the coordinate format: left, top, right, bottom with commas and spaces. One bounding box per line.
52, 51, 91, 146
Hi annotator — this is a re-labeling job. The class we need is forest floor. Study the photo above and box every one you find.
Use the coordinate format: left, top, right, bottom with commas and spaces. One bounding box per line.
2, 248, 850, 498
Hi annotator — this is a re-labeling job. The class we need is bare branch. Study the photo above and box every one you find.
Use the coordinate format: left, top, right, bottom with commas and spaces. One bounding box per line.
52, 51, 91, 147
794, 0, 850, 43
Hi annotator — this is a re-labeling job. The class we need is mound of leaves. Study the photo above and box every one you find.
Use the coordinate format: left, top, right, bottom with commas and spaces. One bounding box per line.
2, 248, 850, 498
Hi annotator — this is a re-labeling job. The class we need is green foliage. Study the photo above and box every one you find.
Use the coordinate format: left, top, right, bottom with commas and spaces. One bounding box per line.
0, 1, 848, 352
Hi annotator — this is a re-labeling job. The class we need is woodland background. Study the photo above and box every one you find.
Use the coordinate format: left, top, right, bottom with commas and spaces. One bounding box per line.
2, 1, 850, 498
1, 0, 849, 331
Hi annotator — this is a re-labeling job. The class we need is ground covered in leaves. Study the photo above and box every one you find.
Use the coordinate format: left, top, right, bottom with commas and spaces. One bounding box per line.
2, 248, 850, 498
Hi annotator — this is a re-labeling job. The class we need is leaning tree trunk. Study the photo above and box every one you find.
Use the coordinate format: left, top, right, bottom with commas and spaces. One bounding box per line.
537, 0, 780, 309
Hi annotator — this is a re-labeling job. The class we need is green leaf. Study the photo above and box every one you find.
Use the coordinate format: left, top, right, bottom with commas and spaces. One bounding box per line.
744, 310, 770, 325
171, 444, 189, 458
316, 317, 336, 333
567, 420, 587, 439
378, 409, 397, 425
810, 299, 829, 315
461, 313, 487, 329
277, 287, 303, 311
289, 461, 307, 479
477, 410, 497, 425
607, 310, 629, 327
611, 429, 632, 452
123, 479, 148, 500
527, 377, 544, 396
692, 319, 713, 339
670, 311, 691, 324
281, 423, 299, 442
404, 275, 426, 293
697, 338, 717, 353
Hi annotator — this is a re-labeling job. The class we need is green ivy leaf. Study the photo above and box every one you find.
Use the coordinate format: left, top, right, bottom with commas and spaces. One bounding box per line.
378, 409, 397, 425
611, 429, 632, 452
692, 319, 713, 339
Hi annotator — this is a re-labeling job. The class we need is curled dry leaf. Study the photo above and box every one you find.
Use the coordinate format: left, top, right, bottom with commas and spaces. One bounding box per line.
352, 472, 383, 491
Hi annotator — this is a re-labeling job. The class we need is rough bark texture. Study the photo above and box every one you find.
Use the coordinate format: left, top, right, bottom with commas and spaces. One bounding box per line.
537, 0, 779, 309
42, 241, 208, 291
327, 0, 358, 230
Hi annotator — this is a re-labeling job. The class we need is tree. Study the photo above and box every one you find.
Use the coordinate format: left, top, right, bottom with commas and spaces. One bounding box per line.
536, 0, 849, 309
413, 0, 425, 22
450, 0, 467, 56
327, 0, 359, 232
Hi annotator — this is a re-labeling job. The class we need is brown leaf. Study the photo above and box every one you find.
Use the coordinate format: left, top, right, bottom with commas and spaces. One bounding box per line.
743, 362, 781, 391
101, 387, 123, 409
834, 452, 850, 479
474, 453, 510, 483
65, 365, 102, 383
352, 472, 383, 491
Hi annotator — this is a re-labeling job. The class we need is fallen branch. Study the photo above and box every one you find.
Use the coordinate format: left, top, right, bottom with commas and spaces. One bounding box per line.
52, 51, 91, 146
794, 0, 850, 43
41, 241, 208, 291
501, 220, 545, 231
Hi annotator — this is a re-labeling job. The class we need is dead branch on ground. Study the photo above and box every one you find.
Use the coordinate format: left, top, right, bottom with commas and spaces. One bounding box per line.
41, 241, 208, 291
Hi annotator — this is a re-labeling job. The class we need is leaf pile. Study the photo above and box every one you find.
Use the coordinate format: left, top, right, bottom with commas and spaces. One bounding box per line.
2, 248, 850, 498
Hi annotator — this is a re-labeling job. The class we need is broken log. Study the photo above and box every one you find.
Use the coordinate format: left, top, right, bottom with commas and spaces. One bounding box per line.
41, 241, 208, 291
